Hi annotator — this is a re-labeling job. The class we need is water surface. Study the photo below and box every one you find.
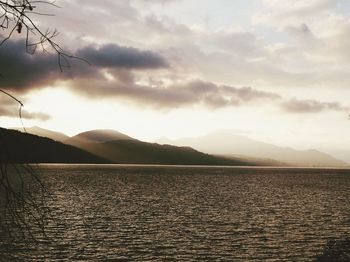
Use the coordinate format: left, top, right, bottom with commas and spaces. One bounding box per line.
1, 165, 350, 261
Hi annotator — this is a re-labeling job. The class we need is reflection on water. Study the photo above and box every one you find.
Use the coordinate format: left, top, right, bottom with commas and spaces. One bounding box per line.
0, 165, 349, 261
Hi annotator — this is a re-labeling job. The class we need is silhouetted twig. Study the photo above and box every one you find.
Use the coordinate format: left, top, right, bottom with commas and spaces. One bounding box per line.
0, 1, 85, 257
0, 90, 50, 247
0, 0, 89, 71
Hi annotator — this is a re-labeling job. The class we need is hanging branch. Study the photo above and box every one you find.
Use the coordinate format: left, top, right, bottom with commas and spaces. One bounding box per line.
0, 89, 50, 249
0, 0, 70, 251
0, 0, 89, 71
0, 0, 88, 122
0, 89, 26, 131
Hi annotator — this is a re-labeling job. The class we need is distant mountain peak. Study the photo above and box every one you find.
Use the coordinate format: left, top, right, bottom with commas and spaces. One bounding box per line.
156, 130, 348, 167
0, 127, 107, 164
67, 129, 135, 145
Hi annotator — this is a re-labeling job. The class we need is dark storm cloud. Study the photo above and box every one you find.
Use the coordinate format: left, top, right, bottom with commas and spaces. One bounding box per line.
0, 39, 169, 92
77, 44, 169, 69
282, 98, 348, 113
0, 39, 59, 91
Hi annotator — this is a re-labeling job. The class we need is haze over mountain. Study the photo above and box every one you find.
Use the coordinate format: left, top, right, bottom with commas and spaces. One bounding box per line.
156, 130, 348, 167
7, 127, 251, 166
11, 126, 69, 142
66, 129, 134, 145
70, 138, 250, 166
65, 129, 250, 166
9, 126, 347, 167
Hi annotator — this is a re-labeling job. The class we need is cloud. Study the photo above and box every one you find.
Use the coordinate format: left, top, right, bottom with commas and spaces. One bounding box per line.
77, 43, 169, 69
1, 37, 346, 116
0, 39, 169, 92
0, 37, 280, 111
20, 110, 51, 121
0, 98, 19, 118
0, 39, 60, 91
2, 36, 344, 114
282, 98, 348, 113
253, 0, 339, 27
285, 23, 314, 40
29, 0, 350, 92
207, 29, 266, 58
1, 1, 349, 118
69, 77, 280, 109
134, 0, 180, 4
0, 96, 50, 120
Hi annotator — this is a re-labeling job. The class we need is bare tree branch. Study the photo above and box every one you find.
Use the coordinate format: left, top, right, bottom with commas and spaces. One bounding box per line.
0, 0, 66, 251
0, 0, 89, 71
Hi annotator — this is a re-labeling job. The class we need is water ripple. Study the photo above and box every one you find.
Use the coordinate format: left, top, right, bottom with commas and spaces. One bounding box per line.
1, 166, 349, 261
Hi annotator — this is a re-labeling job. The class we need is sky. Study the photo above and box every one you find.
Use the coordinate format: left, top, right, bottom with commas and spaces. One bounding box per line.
1, 0, 350, 162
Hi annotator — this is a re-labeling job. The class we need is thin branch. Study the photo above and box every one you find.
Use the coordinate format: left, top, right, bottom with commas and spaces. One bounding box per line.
0, 89, 49, 251
0, 89, 24, 106
0, 0, 89, 71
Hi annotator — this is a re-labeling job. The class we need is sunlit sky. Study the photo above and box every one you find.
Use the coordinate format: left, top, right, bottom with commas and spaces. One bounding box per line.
1, 0, 350, 162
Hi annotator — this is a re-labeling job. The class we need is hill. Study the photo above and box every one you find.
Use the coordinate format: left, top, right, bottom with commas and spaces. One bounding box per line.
66, 129, 134, 145
69, 139, 252, 166
4, 127, 253, 166
156, 130, 347, 167
11, 126, 69, 142
0, 128, 108, 164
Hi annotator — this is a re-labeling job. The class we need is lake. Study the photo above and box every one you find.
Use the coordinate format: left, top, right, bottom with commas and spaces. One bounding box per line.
1, 165, 350, 261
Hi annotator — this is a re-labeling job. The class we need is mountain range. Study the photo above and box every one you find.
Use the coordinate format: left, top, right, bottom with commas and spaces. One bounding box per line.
11, 126, 70, 142
64, 129, 250, 165
0, 128, 107, 164
7, 126, 348, 167
156, 130, 347, 167
2, 127, 250, 166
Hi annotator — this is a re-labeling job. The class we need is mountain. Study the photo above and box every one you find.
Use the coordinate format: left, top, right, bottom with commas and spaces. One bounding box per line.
156, 130, 347, 167
11, 126, 69, 142
0, 128, 107, 164
4, 127, 253, 166
66, 129, 134, 145
226, 155, 287, 167
9, 126, 342, 167
71, 138, 251, 166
